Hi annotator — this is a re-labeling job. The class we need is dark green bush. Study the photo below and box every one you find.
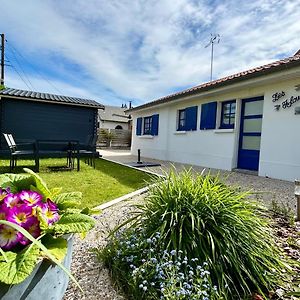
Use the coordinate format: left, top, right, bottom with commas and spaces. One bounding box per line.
126, 170, 290, 299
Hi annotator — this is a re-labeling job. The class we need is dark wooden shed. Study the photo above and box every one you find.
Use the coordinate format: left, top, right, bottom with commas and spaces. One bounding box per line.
0, 88, 104, 153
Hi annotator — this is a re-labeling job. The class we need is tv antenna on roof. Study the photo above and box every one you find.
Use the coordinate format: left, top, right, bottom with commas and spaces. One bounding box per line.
205, 33, 220, 81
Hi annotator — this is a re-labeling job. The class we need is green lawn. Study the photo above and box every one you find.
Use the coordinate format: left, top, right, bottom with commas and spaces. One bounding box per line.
0, 158, 153, 208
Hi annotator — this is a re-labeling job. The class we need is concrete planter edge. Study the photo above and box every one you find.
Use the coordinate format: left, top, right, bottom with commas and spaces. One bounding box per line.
0, 235, 74, 300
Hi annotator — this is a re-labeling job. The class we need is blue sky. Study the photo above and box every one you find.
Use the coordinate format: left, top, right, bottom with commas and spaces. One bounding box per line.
0, 0, 300, 106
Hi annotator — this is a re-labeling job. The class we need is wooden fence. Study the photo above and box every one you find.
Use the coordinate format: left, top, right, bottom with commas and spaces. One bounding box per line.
97, 128, 131, 148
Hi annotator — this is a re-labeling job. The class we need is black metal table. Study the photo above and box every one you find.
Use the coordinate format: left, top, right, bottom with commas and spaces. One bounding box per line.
35, 139, 80, 172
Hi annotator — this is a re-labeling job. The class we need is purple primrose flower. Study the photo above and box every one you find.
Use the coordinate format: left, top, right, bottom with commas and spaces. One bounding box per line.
7, 205, 34, 227
0, 224, 21, 250
0, 187, 10, 201
0, 188, 60, 251
39, 199, 60, 225
3, 194, 21, 209
19, 191, 43, 207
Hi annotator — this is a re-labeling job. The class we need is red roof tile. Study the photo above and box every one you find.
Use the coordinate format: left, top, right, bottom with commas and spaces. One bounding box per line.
129, 53, 300, 112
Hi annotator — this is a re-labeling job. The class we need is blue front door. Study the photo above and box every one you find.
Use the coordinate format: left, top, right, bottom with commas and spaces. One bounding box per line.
238, 97, 264, 171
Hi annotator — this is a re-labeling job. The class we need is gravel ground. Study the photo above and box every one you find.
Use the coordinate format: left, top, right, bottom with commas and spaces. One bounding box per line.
100, 150, 296, 211
64, 197, 140, 300
64, 161, 297, 300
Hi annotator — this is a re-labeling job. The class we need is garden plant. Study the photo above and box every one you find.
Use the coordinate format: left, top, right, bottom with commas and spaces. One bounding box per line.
0, 168, 97, 287
100, 170, 292, 299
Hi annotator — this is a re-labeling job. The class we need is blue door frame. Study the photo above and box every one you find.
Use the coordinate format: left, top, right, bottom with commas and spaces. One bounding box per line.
237, 97, 264, 171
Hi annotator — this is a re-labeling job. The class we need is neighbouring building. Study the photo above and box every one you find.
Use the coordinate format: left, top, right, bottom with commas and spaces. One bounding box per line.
129, 50, 300, 182
98, 105, 130, 130
0, 88, 104, 153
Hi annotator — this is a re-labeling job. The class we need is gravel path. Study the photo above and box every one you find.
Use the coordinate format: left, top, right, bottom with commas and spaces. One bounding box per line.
64, 197, 140, 300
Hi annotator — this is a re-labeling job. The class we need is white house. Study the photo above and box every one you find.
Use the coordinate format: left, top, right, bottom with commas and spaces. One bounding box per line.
129, 51, 300, 181
98, 105, 130, 130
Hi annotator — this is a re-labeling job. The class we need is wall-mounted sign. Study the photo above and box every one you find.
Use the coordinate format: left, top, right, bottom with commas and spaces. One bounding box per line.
272, 86, 300, 110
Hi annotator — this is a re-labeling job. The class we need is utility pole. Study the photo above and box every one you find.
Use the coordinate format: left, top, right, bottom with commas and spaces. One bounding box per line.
0, 33, 4, 86
205, 34, 220, 81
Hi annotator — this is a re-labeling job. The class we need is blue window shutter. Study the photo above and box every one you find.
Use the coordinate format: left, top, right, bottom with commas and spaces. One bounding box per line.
185, 106, 198, 131
151, 114, 159, 136
200, 102, 217, 130
136, 117, 142, 135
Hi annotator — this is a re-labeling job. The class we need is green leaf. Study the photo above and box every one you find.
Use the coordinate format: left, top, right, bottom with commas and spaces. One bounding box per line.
0, 173, 33, 193
51, 213, 95, 234
0, 245, 40, 284
50, 187, 63, 197
23, 168, 51, 199
42, 235, 68, 262
81, 207, 102, 215
53, 192, 82, 210
0, 220, 82, 291
53, 192, 82, 202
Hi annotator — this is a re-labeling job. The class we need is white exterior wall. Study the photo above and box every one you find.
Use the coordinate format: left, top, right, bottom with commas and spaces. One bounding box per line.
131, 70, 300, 181
259, 79, 300, 181
100, 120, 129, 130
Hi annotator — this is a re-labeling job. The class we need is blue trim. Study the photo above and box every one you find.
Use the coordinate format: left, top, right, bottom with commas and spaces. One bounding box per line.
242, 132, 261, 136
220, 100, 236, 129
243, 114, 263, 119
237, 97, 264, 171
200, 102, 217, 130
151, 114, 159, 136
242, 96, 264, 103
136, 117, 142, 136
185, 106, 198, 131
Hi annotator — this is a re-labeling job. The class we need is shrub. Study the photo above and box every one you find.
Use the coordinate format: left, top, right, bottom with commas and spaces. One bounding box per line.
99, 229, 220, 299
114, 170, 290, 299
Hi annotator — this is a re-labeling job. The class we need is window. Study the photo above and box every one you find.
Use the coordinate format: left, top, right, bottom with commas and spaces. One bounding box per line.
177, 106, 197, 131
136, 114, 159, 136
220, 100, 236, 129
115, 125, 123, 129
143, 116, 152, 135
178, 109, 186, 131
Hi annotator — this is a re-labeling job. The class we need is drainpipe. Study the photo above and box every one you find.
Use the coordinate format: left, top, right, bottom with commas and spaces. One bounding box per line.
295, 180, 300, 221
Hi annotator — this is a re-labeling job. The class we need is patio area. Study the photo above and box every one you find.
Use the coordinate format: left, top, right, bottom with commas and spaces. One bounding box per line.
100, 149, 296, 211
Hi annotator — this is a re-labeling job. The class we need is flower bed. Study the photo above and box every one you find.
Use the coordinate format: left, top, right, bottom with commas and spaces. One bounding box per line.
99, 170, 294, 299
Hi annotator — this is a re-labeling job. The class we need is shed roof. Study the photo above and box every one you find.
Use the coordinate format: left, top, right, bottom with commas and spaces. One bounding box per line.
128, 51, 300, 112
98, 105, 129, 123
0, 88, 104, 109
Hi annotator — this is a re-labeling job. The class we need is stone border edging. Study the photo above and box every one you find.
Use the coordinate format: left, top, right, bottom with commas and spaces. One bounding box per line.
95, 158, 166, 210
96, 185, 150, 210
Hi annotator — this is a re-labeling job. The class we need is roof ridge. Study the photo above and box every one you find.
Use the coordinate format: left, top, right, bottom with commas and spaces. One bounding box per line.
128, 53, 300, 112
0, 87, 104, 109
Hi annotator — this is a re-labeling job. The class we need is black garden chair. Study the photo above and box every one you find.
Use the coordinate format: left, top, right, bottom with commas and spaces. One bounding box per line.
3, 133, 38, 172
78, 135, 100, 168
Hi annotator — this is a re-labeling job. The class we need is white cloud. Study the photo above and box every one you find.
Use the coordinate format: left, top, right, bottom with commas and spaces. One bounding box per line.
0, 0, 300, 106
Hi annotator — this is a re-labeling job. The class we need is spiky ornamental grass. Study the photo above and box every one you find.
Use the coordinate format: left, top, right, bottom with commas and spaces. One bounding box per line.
125, 170, 291, 299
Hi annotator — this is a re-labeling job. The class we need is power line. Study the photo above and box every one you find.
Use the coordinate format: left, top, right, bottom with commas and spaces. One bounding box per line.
4, 54, 32, 90
5, 39, 63, 94
5, 42, 35, 90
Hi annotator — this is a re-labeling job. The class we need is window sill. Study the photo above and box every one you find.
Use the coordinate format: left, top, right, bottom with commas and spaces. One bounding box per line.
174, 131, 186, 135
138, 135, 154, 139
214, 129, 234, 133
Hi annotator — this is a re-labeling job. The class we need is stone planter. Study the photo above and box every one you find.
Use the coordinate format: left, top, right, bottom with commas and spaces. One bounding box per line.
0, 235, 74, 300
